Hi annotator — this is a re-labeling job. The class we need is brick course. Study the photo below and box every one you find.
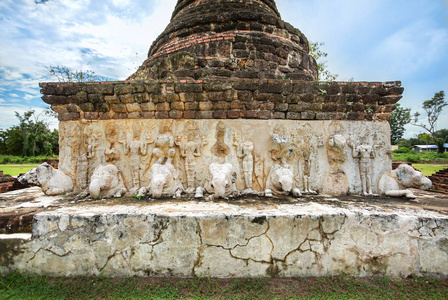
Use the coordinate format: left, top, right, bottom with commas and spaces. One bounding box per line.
41, 79, 403, 122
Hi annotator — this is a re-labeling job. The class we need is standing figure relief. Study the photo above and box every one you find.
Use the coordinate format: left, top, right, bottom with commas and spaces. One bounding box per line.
119, 127, 152, 193
232, 125, 255, 194
175, 126, 207, 194
348, 139, 380, 196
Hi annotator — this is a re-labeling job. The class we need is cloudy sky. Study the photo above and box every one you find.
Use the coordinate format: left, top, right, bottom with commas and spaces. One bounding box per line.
0, 0, 447, 138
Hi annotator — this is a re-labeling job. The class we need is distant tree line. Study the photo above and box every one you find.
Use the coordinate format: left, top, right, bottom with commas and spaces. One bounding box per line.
0, 110, 59, 157
390, 91, 447, 154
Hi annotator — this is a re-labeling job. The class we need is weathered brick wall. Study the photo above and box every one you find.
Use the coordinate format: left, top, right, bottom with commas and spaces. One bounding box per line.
130, 0, 317, 81
40, 79, 403, 122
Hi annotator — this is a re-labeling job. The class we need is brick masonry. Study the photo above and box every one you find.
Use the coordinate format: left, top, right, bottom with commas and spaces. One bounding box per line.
129, 0, 318, 81
40, 79, 403, 122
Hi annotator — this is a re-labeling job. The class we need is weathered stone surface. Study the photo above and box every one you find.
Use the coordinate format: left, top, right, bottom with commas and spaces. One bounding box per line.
2, 202, 447, 278
56, 119, 392, 196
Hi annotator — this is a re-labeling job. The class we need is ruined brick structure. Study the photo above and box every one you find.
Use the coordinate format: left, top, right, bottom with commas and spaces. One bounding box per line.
42, 80, 402, 122
39, 0, 405, 196
42, 0, 403, 123
131, 0, 318, 81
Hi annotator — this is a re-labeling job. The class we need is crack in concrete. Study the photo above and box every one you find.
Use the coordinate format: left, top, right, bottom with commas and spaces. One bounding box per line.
192, 217, 204, 277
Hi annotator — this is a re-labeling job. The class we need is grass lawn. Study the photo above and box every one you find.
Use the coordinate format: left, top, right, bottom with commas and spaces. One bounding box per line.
0, 164, 39, 176
413, 164, 448, 177
1, 273, 448, 299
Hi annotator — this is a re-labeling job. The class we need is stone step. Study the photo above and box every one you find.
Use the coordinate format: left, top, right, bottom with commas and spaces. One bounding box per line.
1, 202, 448, 278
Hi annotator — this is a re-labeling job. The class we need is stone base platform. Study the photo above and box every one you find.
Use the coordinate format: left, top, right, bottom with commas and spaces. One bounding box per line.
1, 189, 448, 278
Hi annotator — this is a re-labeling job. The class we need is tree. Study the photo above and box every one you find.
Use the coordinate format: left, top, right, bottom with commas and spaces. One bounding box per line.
309, 42, 338, 82
412, 91, 447, 153
389, 104, 411, 144
434, 129, 448, 143
0, 110, 59, 157
47, 66, 106, 82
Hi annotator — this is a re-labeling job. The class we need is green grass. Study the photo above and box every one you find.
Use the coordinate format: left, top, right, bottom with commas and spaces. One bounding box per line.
1, 273, 448, 300
392, 151, 448, 164
0, 155, 57, 164
0, 164, 39, 176
413, 164, 448, 177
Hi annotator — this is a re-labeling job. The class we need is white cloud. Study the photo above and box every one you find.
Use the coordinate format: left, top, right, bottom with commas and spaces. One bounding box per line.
0, 104, 58, 131
23, 94, 34, 101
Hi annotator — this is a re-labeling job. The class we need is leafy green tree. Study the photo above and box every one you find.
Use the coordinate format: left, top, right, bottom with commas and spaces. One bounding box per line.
0, 110, 59, 157
389, 104, 411, 144
47, 66, 106, 82
434, 129, 448, 143
309, 42, 338, 82
396, 139, 412, 149
412, 91, 447, 153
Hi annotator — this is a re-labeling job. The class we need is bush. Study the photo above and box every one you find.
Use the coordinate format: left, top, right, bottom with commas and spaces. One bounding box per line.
0, 155, 57, 164
405, 153, 420, 163
394, 147, 411, 153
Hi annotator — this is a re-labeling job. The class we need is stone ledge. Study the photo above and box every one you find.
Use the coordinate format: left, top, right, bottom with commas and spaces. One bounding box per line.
0, 233, 32, 240
1, 201, 447, 278
40, 80, 403, 121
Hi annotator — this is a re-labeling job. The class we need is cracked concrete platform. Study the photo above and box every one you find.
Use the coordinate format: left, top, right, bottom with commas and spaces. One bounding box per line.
1, 188, 448, 277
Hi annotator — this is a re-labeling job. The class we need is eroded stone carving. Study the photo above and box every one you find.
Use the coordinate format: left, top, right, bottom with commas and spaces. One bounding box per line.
152, 126, 176, 164
119, 126, 150, 193
265, 163, 301, 197
175, 122, 207, 193
138, 162, 183, 198
76, 124, 101, 191
378, 164, 432, 198
55, 120, 394, 198
349, 139, 380, 196
104, 123, 121, 163
89, 164, 127, 199
324, 134, 349, 195
291, 124, 322, 194
269, 124, 292, 162
211, 121, 230, 158
232, 125, 255, 193
19, 163, 73, 196
204, 163, 238, 199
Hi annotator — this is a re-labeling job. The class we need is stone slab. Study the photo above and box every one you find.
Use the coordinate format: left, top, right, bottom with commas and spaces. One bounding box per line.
1, 195, 447, 278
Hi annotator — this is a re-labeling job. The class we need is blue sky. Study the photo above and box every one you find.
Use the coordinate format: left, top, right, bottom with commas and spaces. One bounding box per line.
0, 0, 447, 138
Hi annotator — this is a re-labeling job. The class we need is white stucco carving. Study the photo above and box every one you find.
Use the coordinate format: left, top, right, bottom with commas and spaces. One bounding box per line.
378, 164, 432, 198
349, 140, 381, 196
119, 127, 150, 193
175, 122, 207, 193
19, 163, 73, 196
265, 163, 301, 197
232, 125, 255, 193
56, 120, 393, 197
205, 163, 238, 199
138, 163, 183, 198
89, 164, 127, 199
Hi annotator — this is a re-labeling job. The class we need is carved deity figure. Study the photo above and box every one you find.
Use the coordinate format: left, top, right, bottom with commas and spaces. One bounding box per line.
77, 124, 100, 191
120, 127, 150, 193
212, 121, 230, 158
269, 124, 292, 164
232, 125, 254, 192
176, 125, 207, 193
104, 123, 120, 163
349, 140, 377, 196
290, 125, 323, 194
153, 126, 176, 164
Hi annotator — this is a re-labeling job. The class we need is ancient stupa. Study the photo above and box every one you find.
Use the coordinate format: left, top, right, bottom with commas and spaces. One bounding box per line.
7, 1, 448, 280
130, 0, 318, 82
40, 0, 404, 198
